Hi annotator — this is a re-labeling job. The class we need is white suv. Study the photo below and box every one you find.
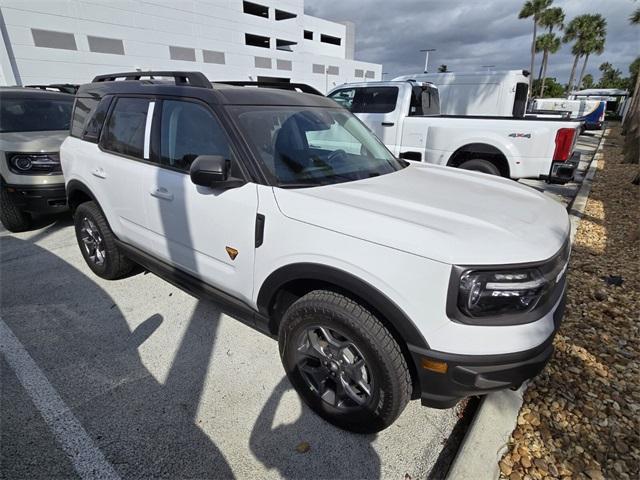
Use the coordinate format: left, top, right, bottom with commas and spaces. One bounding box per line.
61, 71, 571, 433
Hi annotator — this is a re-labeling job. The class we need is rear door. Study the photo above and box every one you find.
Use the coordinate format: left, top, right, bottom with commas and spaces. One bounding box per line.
97, 96, 157, 247
329, 86, 402, 155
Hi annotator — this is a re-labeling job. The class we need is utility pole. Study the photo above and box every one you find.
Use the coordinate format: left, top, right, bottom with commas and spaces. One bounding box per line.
420, 48, 436, 73
381, 72, 389, 79
481, 65, 495, 72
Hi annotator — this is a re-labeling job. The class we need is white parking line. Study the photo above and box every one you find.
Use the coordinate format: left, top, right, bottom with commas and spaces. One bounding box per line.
0, 319, 121, 480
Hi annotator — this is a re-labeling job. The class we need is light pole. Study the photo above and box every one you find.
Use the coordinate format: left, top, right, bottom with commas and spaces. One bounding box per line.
381, 72, 389, 79
481, 65, 495, 72
420, 48, 436, 73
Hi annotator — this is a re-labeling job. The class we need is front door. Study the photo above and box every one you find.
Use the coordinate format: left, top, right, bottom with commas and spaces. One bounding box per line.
144, 99, 258, 303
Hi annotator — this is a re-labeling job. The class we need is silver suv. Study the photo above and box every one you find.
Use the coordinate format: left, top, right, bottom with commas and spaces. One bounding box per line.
0, 87, 73, 231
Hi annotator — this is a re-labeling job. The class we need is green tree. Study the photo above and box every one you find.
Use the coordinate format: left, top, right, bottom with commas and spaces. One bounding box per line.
437, 64, 448, 73
564, 14, 600, 92
598, 62, 626, 89
532, 77, 565, 98
581, 73, 594, 89
536, 7, 565, 79
535, 33, 562, 96
576, 14, 607, 90
629, 57, 640, 94
519, 0, 553, 94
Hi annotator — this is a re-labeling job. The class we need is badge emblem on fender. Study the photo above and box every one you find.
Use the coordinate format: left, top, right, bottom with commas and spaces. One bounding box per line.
226, 247, 238, 260
508, 133, 531, 138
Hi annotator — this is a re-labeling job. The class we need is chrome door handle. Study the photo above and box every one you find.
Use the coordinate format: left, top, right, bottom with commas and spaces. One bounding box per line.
150, 187, 174, 201
91, 168, 106, 179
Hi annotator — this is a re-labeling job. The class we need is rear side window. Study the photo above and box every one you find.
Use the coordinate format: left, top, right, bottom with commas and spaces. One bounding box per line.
71, 96, 112, 143
513, 82, 528, 118
329, 87, 398, 114
70, 97, 99, 137
1, 97, 73, 133
101, 97, 149, 159
159, 100, 237, 174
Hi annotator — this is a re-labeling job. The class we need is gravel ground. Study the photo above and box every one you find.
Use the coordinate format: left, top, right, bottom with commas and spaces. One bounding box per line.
498, 123, 640, 480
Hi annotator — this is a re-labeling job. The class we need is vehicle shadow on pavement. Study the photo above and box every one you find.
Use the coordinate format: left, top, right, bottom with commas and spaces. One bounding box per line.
250, 376, 381, 479
0, 234, 235, 479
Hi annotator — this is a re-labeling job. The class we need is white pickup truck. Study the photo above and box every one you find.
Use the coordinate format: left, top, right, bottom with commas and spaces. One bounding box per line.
327, 81, 582, 183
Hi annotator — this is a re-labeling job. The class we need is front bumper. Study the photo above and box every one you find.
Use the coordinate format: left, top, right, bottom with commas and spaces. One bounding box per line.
3, 183, 67, 214
544, 151, 580, 185
410, 291, 565, 409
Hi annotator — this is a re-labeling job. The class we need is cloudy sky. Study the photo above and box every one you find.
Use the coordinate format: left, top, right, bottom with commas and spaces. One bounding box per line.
306, 0, 639, 83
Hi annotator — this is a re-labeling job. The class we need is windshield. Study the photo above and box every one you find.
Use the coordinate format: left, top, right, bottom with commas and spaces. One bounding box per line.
230, 106, 406, 187
0, 97, 73, 133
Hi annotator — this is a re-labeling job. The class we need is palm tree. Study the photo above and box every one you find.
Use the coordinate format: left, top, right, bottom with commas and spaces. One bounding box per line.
519, 0, 553, 94
564, 14, 594, 93
537, 7, 565, 79
576, 15, 607, 90
536, 33, 561, 96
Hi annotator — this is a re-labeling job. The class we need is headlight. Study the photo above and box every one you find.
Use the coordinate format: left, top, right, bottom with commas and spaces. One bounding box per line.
8, 153, 61, 174
458, 268, 550, 317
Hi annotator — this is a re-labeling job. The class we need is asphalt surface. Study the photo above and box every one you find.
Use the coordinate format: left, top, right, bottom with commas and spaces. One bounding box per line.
0, 131, 600, 480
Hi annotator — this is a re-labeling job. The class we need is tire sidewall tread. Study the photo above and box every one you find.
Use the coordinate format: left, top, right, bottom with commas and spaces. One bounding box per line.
279, 289, 411, 433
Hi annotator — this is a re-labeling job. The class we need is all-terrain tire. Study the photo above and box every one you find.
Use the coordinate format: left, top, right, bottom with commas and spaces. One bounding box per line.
279, 290, 412, 433
74, 201, 134, 280
0, 186, 31, 232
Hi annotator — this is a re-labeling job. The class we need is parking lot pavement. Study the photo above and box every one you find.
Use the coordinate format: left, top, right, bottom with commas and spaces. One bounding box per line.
0, 132, 599, 480
1, 219, 458, 480
520, 129, 604, 207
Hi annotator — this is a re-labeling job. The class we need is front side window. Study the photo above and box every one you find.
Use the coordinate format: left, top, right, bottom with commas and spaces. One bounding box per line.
0, 97, 73, 133
230, 106, 405, 187
328, 87, 398, 114
159, 100, 236, 173
101, 97, 149, 158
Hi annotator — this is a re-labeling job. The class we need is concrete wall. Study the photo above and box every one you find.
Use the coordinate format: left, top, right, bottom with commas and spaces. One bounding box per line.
0, 0, 381, 93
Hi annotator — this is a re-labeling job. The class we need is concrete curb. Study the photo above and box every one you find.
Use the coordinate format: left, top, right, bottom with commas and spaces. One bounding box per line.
445, 129, 607, 480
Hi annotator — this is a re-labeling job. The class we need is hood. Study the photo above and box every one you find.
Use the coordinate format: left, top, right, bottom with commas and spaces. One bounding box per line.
0, 130, 69, 153
273, 163, 570, 265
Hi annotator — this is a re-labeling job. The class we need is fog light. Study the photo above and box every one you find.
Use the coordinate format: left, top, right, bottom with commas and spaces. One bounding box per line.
422, 358, 448, 374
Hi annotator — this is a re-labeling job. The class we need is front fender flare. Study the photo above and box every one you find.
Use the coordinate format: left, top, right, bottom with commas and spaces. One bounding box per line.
256, 262, 430, 350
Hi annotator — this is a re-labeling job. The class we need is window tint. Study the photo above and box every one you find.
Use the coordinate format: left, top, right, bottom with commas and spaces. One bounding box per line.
329, 87, 398, 114
159, 100, 235, 173
1, 97, 73, 133
71, 97, 98, 137
101, 97, 149, 158
82, 97, 112, 142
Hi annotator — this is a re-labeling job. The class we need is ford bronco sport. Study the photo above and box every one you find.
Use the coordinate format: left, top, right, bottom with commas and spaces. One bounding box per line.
0, 87, 74, 231
61, 71, 570, 433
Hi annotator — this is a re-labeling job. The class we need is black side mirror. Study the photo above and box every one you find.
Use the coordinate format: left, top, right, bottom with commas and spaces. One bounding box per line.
190, 155, 244, 189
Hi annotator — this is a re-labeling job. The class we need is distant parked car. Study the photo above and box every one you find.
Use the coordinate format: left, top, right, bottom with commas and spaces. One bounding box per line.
0, 87, 73, 232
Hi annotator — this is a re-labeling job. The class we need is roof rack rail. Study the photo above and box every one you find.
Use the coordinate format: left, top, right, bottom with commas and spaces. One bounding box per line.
25, 84, 79, 94
92, 71, 212, 89
214, 81, 323, 96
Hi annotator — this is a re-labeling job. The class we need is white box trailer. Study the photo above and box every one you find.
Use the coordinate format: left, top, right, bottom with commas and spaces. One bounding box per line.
392, 70, 530, 117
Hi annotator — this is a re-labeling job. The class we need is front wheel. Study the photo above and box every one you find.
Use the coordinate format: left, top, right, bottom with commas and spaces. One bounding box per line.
279, 290, 412, 433
458, 158, 501, 176
0, 186, 31, 232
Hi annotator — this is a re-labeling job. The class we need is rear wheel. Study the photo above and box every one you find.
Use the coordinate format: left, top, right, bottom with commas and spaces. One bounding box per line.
0, 186, 31, 232
279, 290, 411, 433
458, 158, 501, 176
74, 201, 134, 279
